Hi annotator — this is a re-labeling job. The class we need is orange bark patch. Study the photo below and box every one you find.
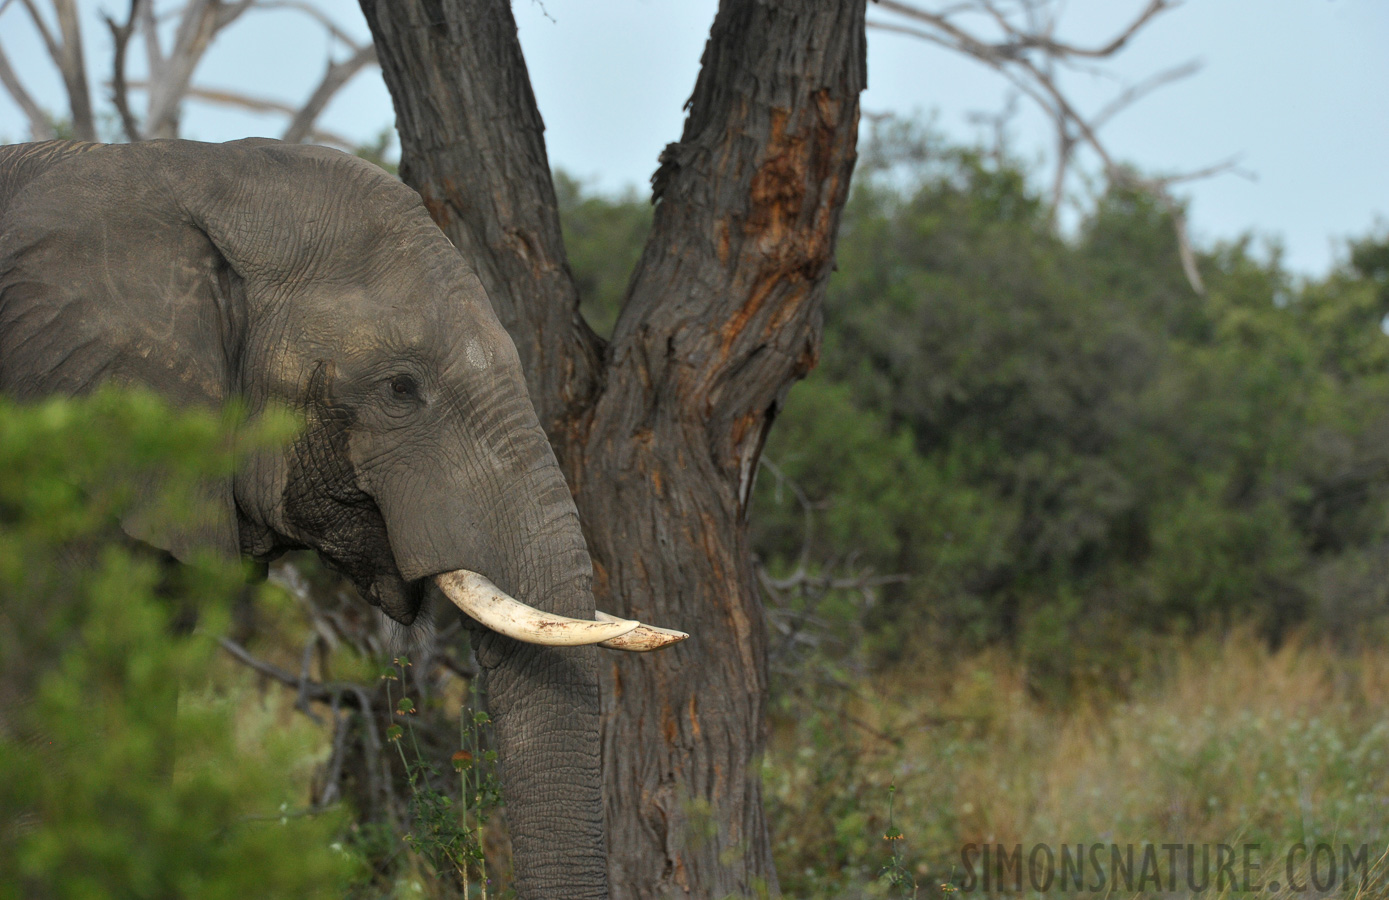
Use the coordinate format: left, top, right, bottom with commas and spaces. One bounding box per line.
662, 704, 679, 744
688, 693, 700, 739
718, 269, 779, 357
745, 107, 807, 243
728, 409, 761, 457
717, 92, 851, 361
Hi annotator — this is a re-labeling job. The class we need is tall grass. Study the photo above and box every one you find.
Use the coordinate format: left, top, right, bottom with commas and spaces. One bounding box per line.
766, 632, 1389, 898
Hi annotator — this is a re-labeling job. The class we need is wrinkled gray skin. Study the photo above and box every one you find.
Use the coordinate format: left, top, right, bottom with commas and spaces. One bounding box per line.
0, 139, 607, 898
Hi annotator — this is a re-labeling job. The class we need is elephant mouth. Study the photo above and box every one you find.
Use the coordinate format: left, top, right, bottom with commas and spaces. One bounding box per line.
364, 571, 429, 625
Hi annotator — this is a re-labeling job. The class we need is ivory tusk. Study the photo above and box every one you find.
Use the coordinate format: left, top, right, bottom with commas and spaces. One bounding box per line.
595, 610, 690, 652
435, 570, 640, 646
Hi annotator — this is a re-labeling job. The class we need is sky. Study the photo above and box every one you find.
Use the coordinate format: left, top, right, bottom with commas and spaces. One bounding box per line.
0, 0, 1385, 277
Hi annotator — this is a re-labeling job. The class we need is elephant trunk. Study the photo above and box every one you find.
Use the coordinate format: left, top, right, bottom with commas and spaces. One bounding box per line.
376, 396, 613, 897
480, 624, 610, 897
375, 377, 681, 895
463, 457, 611, 899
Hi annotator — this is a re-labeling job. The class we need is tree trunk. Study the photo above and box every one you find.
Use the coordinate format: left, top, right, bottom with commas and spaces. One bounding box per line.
359, 1, 866, 896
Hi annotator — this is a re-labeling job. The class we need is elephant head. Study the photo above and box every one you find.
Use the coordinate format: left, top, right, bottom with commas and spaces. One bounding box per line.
0, 138, 683, 898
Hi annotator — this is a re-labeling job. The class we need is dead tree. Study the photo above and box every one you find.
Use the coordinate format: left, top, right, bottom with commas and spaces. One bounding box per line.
358, 1, 868, 895
869, 0, 1238, 293
0, 0, 96, 140
0, 0, 375, 146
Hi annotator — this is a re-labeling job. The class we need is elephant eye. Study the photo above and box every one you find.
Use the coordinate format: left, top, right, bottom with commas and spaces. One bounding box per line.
388, 374, 419, 398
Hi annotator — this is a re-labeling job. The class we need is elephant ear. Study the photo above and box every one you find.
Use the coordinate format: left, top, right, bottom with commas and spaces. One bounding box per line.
0, 141, 249, 562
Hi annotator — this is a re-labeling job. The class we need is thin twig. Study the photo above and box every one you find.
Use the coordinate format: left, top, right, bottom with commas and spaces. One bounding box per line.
217, 635, 367, 710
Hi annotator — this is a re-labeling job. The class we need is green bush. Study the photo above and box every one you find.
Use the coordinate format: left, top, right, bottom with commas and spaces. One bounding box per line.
0, 389, 359, 899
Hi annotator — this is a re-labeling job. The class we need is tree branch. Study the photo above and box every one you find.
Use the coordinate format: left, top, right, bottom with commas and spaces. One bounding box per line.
217, 636, 369, 710
0, 40, 55, 139
868, 0, 1221, 293
120, 79, 359, 147
876, 0, 1175, 61
143, 0, 254, 139
49, 0, 95, 140
214, 0, 257, 32
281, 40, 377, 144
16, 0, 95, 140
256, 0, 361, 45
17, 0, 60, 65
138, 0, 163, 85
1091, 58, 1200, 132
105, 0, 143, 141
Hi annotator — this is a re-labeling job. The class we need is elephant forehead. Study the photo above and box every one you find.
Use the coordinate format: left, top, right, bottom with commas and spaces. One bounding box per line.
269, 284, 514, 372
286, 284, 446, 343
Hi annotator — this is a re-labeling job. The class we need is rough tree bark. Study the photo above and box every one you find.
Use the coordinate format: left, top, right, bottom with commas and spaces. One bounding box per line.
359, 1, 867, 896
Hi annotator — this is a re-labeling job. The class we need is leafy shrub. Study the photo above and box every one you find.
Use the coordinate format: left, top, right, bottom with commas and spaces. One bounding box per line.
0, 389, 360, 899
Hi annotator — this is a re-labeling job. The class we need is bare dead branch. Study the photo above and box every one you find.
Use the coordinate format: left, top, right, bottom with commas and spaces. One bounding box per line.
50, 0, 94, 140
213, 0, 257, 31
120, 79, 360, 147
137, 0, 163, 84
16, 0, 95, 140
870, 0, 1221, 293
1170, 202, 1204, 294
1091, 58, 1200, 132
1150, 155, 1246, 189
217, 635, 374, 712
1030, 0, 1172, 60
0, 41, 55, 139
876, 0, 1174, 61
281, 41, 377, 143
17, 0, 60, 64
144, 0, 219, 138
105, 0, 143, 141
867, 17, 966, 54
754, 456, 910, 671
254, 0, 360, 45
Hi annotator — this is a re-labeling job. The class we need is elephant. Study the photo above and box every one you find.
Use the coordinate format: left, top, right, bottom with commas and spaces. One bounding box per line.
0, 138, 685, 899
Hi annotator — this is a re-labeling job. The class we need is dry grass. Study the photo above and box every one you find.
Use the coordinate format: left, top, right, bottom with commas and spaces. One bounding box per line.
766, 631, 1389, 898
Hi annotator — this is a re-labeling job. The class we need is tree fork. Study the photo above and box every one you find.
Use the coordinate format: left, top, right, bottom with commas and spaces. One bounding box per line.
360, 0, 866, 895
358, 0, 604, 458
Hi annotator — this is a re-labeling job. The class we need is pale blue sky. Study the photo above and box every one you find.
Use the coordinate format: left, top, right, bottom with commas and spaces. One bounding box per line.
1, 0, 1384, 276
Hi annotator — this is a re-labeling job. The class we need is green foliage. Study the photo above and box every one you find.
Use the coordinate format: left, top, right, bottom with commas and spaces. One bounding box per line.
379, 656, 504, 897
556, 125, 1389, 699
555, 171, 652, 337
0, 389, 358, 899
754, 123, 1389, 694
